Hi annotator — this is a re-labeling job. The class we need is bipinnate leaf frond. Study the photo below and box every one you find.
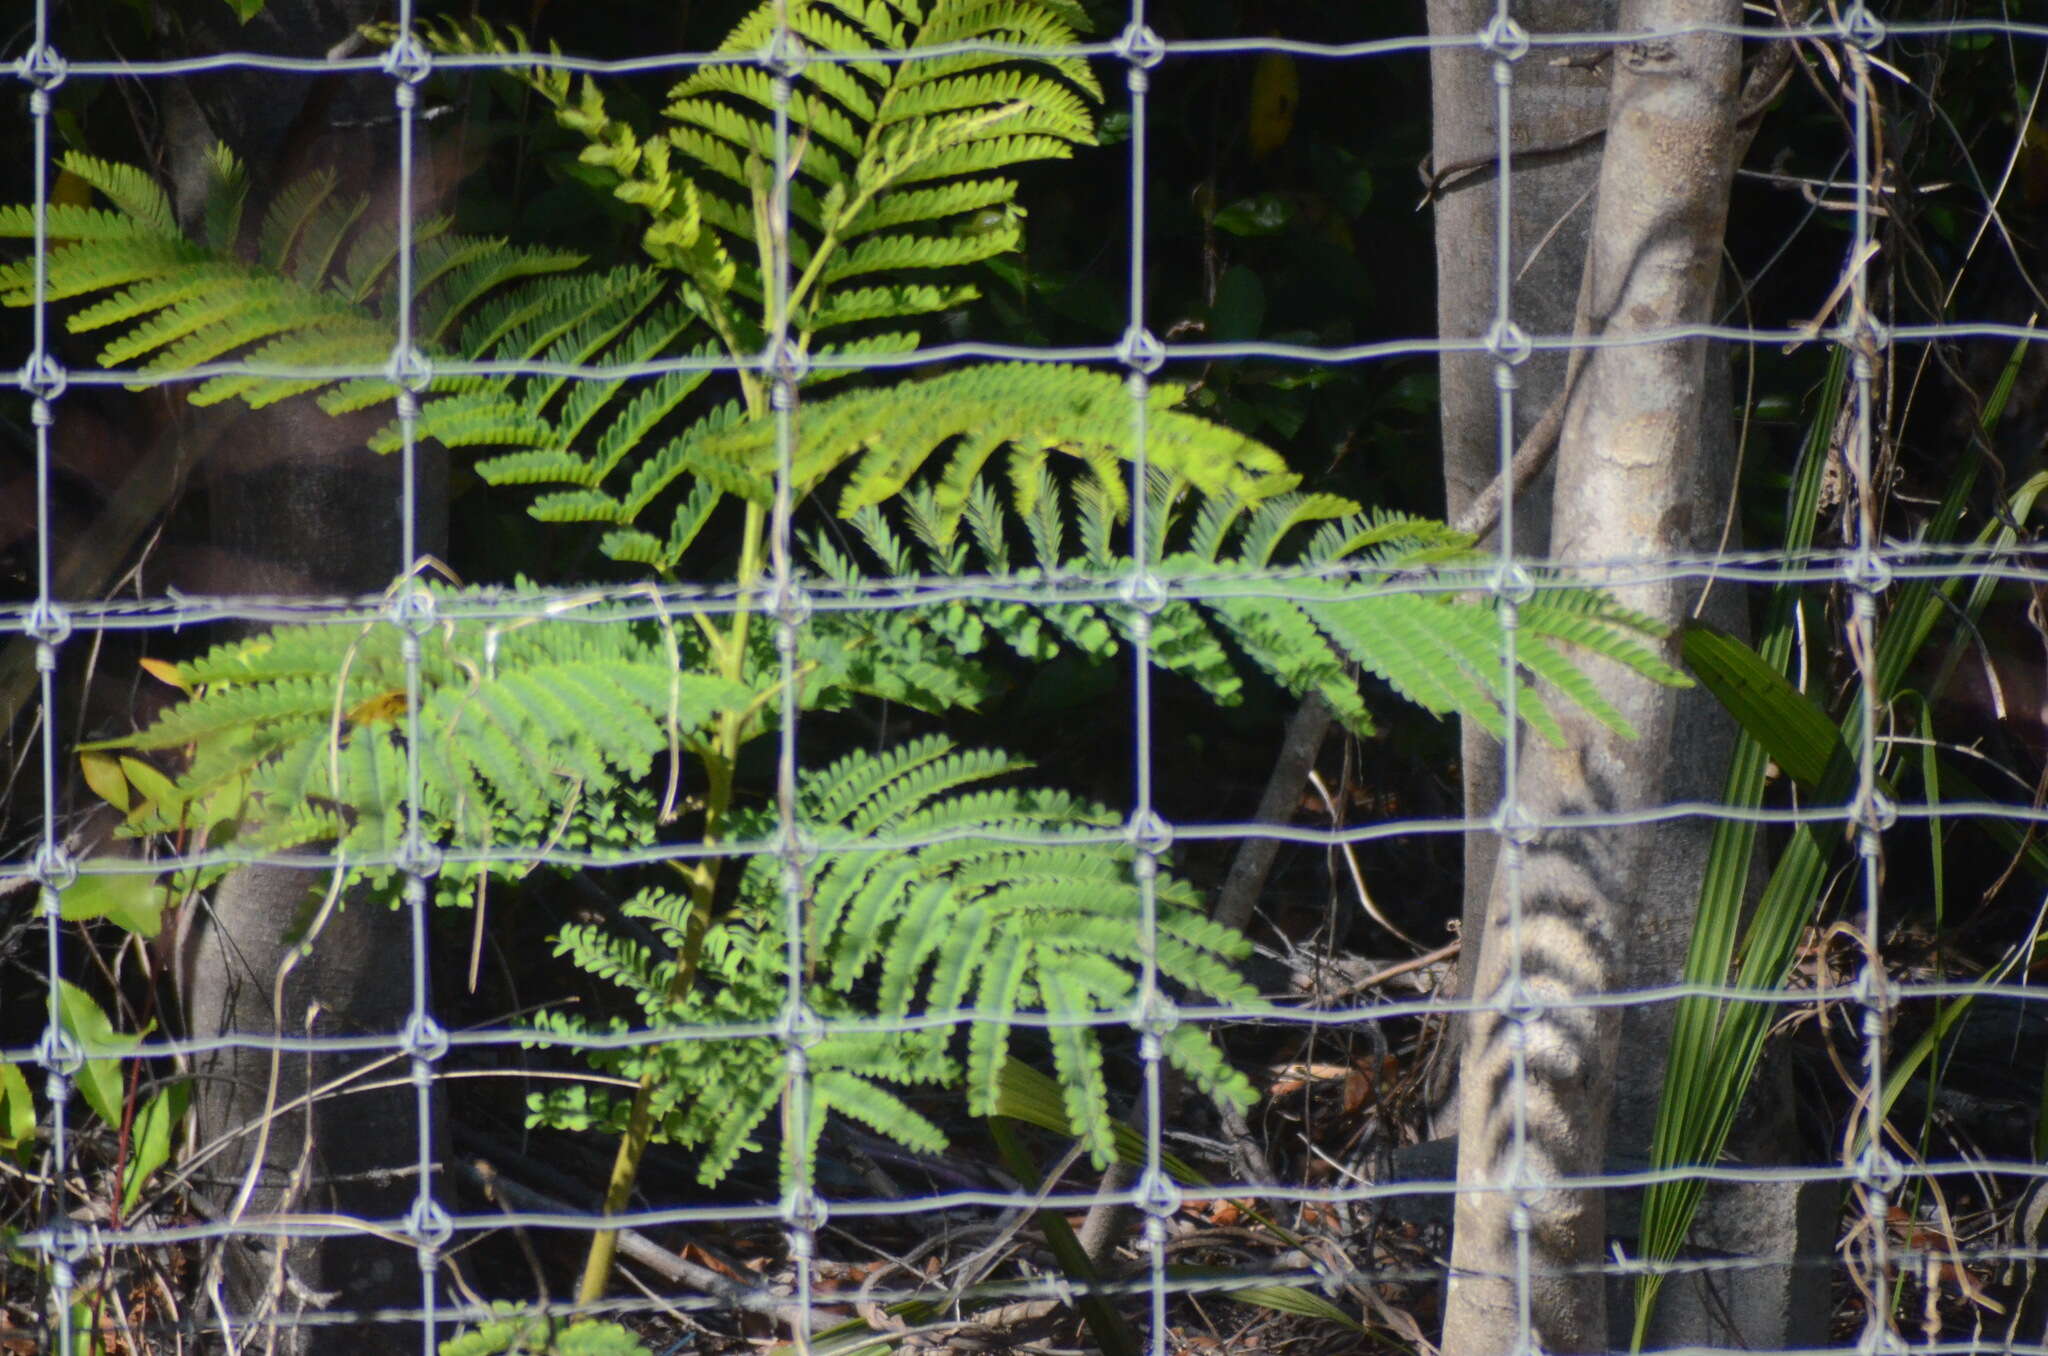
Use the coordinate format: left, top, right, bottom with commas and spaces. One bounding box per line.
691, 363, 1297, 519
804, 463, 1692, 746
399, 0, 1097, 358
84, 586, 748, 882
0, 148, 602, 414
531, 735, 1260, 1186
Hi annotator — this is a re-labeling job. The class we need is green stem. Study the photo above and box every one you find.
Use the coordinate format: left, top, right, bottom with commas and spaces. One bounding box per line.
577, 486, 770, 1303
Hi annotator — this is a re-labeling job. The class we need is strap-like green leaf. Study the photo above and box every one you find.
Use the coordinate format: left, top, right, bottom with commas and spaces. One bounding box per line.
1679, 621, 1848, 790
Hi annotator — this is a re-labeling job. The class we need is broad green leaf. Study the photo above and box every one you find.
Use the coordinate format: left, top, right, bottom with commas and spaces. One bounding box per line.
78, 752, 129, 811
1678, 622, 1846, 790
0, 1062, 34, 1165
1165, 1266, 1364, 1331
1212, 193, 1291, 237
1209, 264, 1265, 343
990, 1059, 1211, 1192
59, 868, 170, 938
56, 979, 145, 1127
119, 756, 185, 825
121, 1080, 189, 1214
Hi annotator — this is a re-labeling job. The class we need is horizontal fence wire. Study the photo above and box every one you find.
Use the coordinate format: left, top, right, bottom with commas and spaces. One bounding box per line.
5, 2, 2047, 1354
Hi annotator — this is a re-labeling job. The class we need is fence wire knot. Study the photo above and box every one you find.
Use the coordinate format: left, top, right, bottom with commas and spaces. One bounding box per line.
34, 1024, 82, 1080
781, 1186, 828, 1238
1851, 786, 1896, 839
1114, 23, 1165, 71
1118, 325, 1164, 375
773, 819, 816, 866
31, 841, 76, 894
388, 345, 433, 395
1119, 569, 1167, 616
1490, 562, 1535, 606
778, 998, 826, 1052
762, 26, 809, 80
19, 352, 67, 403
381, 33, 434, 85
1855, 1143, 1904, 1198
1128, 808, 1172, 857
1840, 4, 1886, 50
768, 339, 810, 396
404, 1198, 453, 1252
772, 577, 812, 630
1136, 1167, 1182, 1222
1478, 16, 1530, 64
400, 1014, 450, 1063
1843, 551, 1892, 598
1135, 990, 1180, 1047
397, 835, 444, 881
1494, 798, 1539, 848
16, 42, 67, 92
387, 586, 437, 644
25, 600, 71, 653
1499, 976, 1543, 1030
1485, 320, 1532, 368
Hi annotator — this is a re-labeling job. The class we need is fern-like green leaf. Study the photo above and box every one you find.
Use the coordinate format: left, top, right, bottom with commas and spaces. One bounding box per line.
0, 150, 596, 416
537, 736, 1258, 1185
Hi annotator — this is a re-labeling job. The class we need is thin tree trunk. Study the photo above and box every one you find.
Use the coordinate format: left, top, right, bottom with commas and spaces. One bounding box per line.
1426, 0, 1612, 1136
155, 6, 448, 1349
1439, 6, 1742, 1353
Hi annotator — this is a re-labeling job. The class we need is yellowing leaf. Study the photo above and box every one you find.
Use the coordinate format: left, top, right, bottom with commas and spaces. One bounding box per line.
347, 689, 409, 726
78, 751, 129, 811
138, 657, 190, 691
44, 169, 94, 247
118, 756, 183, 826
52, 169, 92, 211
1248, 50, 1298, 160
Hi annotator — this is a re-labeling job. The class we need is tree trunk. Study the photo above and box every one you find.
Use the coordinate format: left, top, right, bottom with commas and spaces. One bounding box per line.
1437, 5, 1743, 1354
156, 5, 448, 1350
1425, 2, 1612, 1140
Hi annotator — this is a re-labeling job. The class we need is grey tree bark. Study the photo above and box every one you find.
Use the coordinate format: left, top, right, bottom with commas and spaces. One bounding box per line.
1432, 4, 1744, 1353
1426, 3, 1612, 1122
155, 5, 448, 1350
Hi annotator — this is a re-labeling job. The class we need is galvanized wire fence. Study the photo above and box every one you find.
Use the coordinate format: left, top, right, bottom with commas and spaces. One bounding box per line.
5, 2, 2048, 1354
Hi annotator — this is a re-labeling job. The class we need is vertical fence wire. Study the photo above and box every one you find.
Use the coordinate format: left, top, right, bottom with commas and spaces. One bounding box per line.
6, 5, 2048, 1354
1481, 8, 1537, 1354
22, 0, 77, 1350
1844, 8, 1892, 1354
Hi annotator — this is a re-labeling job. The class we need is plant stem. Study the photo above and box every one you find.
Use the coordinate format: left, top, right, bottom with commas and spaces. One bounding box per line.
577, 497, 770, 1304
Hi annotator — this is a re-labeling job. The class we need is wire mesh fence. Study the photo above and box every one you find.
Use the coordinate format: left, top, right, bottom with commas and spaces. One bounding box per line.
6, 1, 2048, 1353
